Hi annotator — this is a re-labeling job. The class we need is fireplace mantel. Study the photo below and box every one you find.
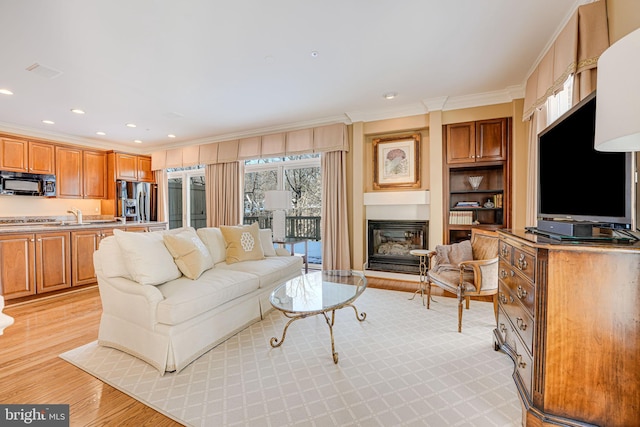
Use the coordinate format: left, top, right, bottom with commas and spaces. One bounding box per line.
364, 190, 430, 221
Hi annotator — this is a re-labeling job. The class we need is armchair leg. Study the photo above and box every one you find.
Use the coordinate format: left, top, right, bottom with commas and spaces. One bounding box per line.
465, 296, 470, 310
492, 294, 498, 323
426, 281, 432, 309
457, 285, 464, 333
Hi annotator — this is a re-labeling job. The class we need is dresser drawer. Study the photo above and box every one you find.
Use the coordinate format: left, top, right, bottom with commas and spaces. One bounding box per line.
499, 260, 535, 316
498, 307, 533, 399
499, 283, 534, 355
512, 247, 535, 282
499, 240, 512, 263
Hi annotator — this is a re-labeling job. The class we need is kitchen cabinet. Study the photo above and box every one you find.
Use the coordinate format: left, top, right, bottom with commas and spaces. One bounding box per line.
0, 234, 35, 299
0, 138, 55, 174
83, 150, 107, 199
445, 118, 507, 164
0, 232, 71, 300
56, 146, 83, 198
113, 152, 153, 182
495, 230, 640, 427
71, 229, 113, 286
443, 118, 511, 243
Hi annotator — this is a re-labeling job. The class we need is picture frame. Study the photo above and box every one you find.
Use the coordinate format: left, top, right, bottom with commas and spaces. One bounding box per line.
373, 134, 420, 189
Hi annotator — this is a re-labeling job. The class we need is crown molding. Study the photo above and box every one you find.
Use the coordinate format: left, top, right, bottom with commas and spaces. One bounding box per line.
440, 85, 525, 111
345, 103, 428, 123
422, 96, 449, 112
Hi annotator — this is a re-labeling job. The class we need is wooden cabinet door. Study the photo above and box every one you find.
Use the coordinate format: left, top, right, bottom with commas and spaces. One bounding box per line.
446, 122, 476, 164
115, 153, 138, 181
71, 230, 100, 286
28, 141, 56, 174
0, 138, 29, 172
56, 146, 83, 198
35, 232, 71, 294
476, 118, 507, 162
0, 234, 35, 300
83, 150, 107, 199
137, 156, 154, 182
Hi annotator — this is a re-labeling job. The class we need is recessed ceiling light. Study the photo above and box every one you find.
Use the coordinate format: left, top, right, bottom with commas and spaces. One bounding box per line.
126, 123, 137, 128
168, 134, 176, 138
71, 108, 85, 114
42, 120, 55, 125
0, 89, 13, 95
134, 140, 142, 144
383, 92, 398, 100
310, 51, 319, 58
96, 131, 106, 136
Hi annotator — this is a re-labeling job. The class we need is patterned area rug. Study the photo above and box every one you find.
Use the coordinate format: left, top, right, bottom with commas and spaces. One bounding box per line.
60, 288, 520, 426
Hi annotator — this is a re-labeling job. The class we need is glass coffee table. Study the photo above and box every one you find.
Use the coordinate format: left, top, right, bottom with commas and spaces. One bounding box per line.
269, 270, 367, 364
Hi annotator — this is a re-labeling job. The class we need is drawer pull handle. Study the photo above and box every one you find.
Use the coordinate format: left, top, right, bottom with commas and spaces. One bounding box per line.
499, 269, 507, 279
517, 285, 527, 299
516, 353, 527, 369
500, 244, 509, 257
516, 317, 528, 331
499, 293, 508, 304
516, 254, 528, 270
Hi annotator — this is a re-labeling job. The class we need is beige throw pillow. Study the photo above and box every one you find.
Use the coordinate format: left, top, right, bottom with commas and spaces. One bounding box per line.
163, 227, 214, 279
220, 222, 265, 264
259, 228, 277, 257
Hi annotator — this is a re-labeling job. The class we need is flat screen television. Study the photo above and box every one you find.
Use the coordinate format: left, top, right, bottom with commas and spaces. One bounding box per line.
537, 91, 634, 229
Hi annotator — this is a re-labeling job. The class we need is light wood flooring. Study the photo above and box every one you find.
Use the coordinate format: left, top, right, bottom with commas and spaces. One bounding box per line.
0, 277, 450, 426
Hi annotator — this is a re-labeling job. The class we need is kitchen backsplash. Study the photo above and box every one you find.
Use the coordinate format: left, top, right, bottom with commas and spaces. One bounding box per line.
0, 196, 100, 217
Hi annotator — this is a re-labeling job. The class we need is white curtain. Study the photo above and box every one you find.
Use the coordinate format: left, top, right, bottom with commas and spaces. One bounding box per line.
321, 151, 351, 270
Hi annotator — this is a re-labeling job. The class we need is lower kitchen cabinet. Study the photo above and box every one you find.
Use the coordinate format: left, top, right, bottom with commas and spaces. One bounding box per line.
71, 229, 113, 286
0, 232, 71, 300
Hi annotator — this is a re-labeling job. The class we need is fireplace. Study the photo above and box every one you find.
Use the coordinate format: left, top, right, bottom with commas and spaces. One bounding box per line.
367, 220, 429, 274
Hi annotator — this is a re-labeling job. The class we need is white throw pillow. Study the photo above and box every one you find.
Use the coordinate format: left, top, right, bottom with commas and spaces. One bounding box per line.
96, 236, 132, 279
163, 228, 214, 279
196, 227, 227, 264
113, 229, 181, 286
259, 229, 277, 257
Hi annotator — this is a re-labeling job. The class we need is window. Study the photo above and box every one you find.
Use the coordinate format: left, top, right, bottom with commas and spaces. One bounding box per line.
243, 154, 322, 265
546, 75, 574, 126
167, 166, 206, 230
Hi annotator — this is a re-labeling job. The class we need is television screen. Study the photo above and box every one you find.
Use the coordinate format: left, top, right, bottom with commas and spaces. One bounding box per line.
537, 92, 633, 227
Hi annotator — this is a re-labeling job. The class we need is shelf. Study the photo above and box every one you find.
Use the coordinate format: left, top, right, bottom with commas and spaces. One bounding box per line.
450, 189, 503, 194
451, 207, 502, 211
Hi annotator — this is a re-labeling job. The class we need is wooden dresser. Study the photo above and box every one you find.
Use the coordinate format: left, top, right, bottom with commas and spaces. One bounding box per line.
494, 229, 640, 427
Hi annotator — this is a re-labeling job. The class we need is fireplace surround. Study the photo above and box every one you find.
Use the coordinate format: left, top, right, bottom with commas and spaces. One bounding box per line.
367, 220, 429, 274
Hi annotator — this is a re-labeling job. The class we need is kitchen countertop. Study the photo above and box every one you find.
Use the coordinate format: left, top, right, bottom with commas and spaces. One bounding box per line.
0, 217, 167, 234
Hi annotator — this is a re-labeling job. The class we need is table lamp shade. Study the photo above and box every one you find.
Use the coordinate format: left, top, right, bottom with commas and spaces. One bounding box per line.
594, 28, 640, 152
264, 190, 291, 241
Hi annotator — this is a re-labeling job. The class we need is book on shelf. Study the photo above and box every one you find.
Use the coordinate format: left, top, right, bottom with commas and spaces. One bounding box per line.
455, 201, 480, 208
449, 211, 474, 225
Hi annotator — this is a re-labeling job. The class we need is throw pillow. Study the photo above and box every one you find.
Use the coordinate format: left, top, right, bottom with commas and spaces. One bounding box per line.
220, 222, 265, 264
259, 228, 277, 257
113, 229, 181, 286
163, 227, 214, 279
196, 227, 227, 265
435, 239, 473, 267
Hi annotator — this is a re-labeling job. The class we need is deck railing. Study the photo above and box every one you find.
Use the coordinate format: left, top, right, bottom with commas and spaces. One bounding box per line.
243, 215, 321, 241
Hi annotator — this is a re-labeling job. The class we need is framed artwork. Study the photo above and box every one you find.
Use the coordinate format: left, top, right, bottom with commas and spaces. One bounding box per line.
373, 134, 420, 189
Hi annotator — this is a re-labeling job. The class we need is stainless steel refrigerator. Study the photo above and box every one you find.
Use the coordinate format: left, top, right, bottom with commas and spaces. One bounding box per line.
116, 180, 157, 222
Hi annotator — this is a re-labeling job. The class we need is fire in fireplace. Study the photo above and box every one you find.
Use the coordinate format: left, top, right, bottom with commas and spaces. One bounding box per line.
367, 220, 429, 274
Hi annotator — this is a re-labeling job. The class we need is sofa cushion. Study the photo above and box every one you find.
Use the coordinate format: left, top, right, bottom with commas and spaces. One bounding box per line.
96, 236, 132, 279
113, 229, 181, 286
216, 255, 303, 288
196, 227, 227, 265
155, 268, 260, 326
163, 227, 214, 279
220, 222, 265, 264
259, 229, 277, 257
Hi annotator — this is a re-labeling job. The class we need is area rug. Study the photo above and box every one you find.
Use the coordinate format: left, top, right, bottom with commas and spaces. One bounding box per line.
60, 288, 521, 426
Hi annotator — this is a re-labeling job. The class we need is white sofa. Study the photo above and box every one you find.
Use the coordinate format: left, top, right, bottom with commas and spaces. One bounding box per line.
94, 224, 303, 374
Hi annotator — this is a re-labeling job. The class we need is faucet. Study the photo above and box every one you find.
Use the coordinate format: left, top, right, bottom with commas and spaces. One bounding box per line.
68, 208, 83, 224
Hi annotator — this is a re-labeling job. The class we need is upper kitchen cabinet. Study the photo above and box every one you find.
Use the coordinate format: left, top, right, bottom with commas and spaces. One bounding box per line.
83, 150, 107, 199
56, 146, 83, 198
445, 118, 508, 164
0, 138, 55, 174
112, 152, 153, 182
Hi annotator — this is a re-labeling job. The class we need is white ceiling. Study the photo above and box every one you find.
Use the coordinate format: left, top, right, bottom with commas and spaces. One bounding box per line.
0, 0, 580, 152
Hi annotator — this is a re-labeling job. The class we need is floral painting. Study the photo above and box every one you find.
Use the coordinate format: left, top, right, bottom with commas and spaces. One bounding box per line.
373, 134, 420, 189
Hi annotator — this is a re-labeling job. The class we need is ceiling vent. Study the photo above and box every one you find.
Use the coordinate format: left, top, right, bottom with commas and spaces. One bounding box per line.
25, 63, 62, 79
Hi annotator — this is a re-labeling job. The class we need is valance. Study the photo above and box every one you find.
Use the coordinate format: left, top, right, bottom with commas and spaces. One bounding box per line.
522, 0, 609, 120
151, 122, 349, 170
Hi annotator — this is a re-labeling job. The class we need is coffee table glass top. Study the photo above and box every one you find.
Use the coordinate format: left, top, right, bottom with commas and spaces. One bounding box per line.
270, 270, 367, 314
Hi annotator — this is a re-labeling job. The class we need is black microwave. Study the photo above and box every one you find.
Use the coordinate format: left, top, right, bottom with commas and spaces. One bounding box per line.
0, 171, 56, 196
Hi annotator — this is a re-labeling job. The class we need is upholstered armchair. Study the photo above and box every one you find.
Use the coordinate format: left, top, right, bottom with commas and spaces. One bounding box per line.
427, 228, 499, 332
